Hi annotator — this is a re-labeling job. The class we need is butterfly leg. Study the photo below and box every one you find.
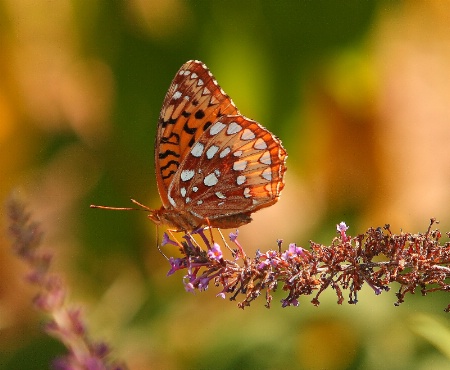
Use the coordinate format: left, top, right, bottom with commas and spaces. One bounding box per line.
204, 218, 216, 247
167, 229, 186, 250
155, 225, 169, 260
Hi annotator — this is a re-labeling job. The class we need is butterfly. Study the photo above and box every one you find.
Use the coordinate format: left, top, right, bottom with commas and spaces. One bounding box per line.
92, 60, 287, 232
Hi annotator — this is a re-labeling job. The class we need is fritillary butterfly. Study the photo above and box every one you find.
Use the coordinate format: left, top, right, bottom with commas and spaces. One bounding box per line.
148, 60, 287, 231
91, 60, 287, 231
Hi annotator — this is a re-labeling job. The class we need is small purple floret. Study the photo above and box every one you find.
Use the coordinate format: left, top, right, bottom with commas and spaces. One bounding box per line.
161, 233, 178, 247
337, 221, 349, 241
281, 298, 300, 307
207, 243, 223, 261
167, 257, 184, 276
198, 277, 210, 291
229, 230, 239, 242
281, 243, 303, 260
184, 281, 195, 293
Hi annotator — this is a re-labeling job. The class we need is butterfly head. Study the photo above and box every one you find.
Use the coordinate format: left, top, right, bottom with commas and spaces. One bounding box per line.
147, 207, 163, 226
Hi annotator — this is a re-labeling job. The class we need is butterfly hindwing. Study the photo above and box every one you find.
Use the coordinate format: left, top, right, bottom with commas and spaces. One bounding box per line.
167, 115, 287, 220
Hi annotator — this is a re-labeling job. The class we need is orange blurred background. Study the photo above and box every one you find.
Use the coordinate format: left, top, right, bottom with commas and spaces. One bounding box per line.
1, 1, 450, 369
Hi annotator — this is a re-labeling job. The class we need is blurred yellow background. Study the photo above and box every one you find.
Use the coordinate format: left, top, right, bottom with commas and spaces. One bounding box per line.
1, 1, 450, 369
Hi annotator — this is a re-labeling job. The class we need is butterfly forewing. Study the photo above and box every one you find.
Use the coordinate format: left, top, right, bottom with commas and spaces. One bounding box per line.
167, 115, 287, 220
154, 60, 287, 230
156, 60, 239, 208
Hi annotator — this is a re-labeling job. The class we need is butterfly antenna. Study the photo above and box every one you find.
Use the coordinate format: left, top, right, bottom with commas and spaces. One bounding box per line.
130, 199, 152, 211
90, 199, 151, 212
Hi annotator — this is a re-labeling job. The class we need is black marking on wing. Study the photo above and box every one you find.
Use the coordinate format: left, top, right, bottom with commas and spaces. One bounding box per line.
161, 132, 180, 145
208, 99, 220, 107
158, 150, 181, 159
194, 109, 205, 119
183, 121, 197, 135
203, 121, 212, 131
160, 160, 180, 172
161, 116, 178, 128
162, 170, 177, 180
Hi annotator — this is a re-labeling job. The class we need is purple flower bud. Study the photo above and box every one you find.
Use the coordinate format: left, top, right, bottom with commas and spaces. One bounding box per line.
198, 277, 210, 291
277, 239, 283, 250
67, 308, 85, 335
184, 282, 195, 293
337, 222, 349, 232
281, 298, 300, 307
229, 230, 239, 242
91, 341, 110, 357
337, 222, 349, 242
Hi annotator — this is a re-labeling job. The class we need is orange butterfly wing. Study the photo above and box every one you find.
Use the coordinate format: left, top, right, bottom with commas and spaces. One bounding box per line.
167, 115, 287, 220
155, 60, 239, 208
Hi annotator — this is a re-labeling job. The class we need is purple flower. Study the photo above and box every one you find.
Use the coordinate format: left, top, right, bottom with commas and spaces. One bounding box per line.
229, 229, 246, 258
337, 221, 349, 233
7, 198, 127, 369
207, 243, 223, 261
257, 251, 280, 269
167, 257, 184, 276
198, 277, 210, 291
281, 243, 303, 260
281, 298, 300, 307
257, 259, 270, 270
184, 281, 195, 293
161, 232, 178, 246
229, 230, 239, 242
192, 227, 211, 249
337, 222, 349, 242
33, 275, 65, 312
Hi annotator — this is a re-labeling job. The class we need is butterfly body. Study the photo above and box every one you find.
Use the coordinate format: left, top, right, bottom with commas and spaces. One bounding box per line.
149, 205, 252, 231
152, 60, 287, 231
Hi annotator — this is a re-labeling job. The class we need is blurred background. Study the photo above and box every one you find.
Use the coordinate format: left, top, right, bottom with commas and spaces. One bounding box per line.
1, 1, 450, 369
